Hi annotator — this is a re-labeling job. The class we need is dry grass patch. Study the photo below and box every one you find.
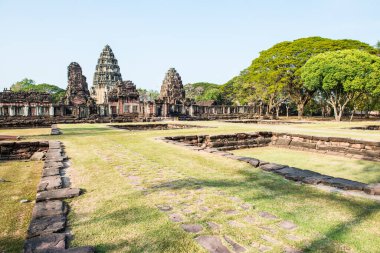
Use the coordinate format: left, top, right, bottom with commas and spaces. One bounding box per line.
0, 160, 42, 253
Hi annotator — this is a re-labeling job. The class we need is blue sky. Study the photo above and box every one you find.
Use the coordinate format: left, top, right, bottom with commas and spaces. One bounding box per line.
0, 0, 379, 91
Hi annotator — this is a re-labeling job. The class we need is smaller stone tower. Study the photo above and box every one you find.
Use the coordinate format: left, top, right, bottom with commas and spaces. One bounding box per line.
63, 62, 91, 106
159, 68, 185, 104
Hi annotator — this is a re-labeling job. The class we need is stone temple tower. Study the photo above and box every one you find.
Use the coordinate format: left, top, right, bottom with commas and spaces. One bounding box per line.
159, 68, 185, 104
64, 62, 91, 106
91, 45, 122, 105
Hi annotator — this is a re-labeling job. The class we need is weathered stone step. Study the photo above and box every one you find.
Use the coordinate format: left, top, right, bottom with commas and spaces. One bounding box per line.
36, 188, 81, 202
32, 200, 67, 219
27, 214, 66, 238
24, 233, 66, 253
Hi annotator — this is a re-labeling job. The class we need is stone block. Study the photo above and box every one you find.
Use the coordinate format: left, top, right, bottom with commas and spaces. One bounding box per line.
274, 137, 291, 146
30, 152, 45, 161
24, 233, 66, 253
43, 168, 61, 177
38, 176, 62, 192
36, 188, 81, 202
32, 200, 67, 219
320, 177, 367, 191
260, 163, 287, 171
350, 143, 365, 149
56, 246, 95, 253
27, 215, 66, 238
290, 141, 316, 149
247, 158, 260, 167
44, 161, 64, 170
364, 183, 380, 195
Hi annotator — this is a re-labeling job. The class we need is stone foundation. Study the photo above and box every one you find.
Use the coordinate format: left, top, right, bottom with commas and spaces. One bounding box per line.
167, 132, 380, 162
272, 133, 380, 162
162, 132, 380, 196
0, 141, 48, 160
0, 116, 139, 128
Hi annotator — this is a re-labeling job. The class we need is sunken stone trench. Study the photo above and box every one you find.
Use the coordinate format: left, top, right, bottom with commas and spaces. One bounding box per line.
23, 141, 94, 253
163, 132, 380, 196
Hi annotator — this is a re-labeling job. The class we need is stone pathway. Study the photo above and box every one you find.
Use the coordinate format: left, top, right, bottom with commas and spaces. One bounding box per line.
107, 146, 309, 253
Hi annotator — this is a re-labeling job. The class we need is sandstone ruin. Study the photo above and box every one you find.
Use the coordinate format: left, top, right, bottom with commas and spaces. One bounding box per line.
0, 45, 260, 124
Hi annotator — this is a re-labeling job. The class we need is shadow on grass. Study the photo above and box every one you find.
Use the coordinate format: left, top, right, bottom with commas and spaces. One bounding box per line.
144, 168, 380, 252
71, 195, 198, 253
0, 235, 24, 253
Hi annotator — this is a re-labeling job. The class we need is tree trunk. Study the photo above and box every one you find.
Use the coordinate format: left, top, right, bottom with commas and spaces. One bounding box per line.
331, 104, 341, 121
275, 105, 280, 119
297, 103, 304, 120
350, 109, 355, 122
286, 105, 289, 118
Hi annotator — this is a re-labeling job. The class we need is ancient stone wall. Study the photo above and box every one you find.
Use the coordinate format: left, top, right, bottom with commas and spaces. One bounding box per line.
272, 133, 380, 162
0, 115, 139, 128
0, 141, 48, 160
165, 132, 380, 162
166, 132, 273, 150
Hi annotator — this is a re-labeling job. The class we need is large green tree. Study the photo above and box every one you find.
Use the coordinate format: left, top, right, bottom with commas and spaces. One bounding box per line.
137, 88, 159, 101
301, 49, 380, 121
233, 37, 376, 118
184, 82, 220, 102
10, 78, 65, 103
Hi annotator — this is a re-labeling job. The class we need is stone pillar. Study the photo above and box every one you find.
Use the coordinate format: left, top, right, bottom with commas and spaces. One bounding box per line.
188, 105, 193, 116
24, 105, 29, 116
9, 106, 15, 116
49, 106, 54, 117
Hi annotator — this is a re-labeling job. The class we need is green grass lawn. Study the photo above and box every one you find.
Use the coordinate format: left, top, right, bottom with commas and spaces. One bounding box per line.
1, 121, 380, 253
0, 160, 42, 253
233, 147, 380, 184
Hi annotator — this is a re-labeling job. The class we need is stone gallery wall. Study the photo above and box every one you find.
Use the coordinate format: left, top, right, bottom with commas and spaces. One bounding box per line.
0, 141, 49, 160
165, 132, 380, 162
111, 123, 202, 131
0, 115, 139, 128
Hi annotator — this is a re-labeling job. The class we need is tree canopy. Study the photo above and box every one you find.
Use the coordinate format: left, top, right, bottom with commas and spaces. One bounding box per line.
223, 36, 377, 118
137, 88, 159, 101
301, 49, 380, 121
10, 78, 65, 103
184, 82, 222, 103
